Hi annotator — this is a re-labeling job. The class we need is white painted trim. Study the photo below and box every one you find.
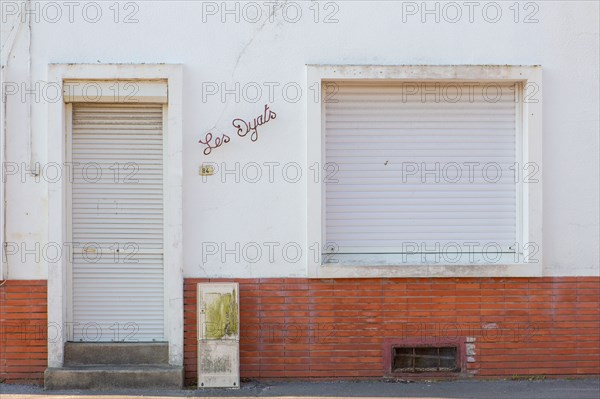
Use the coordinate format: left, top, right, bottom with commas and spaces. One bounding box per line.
162, 104, 169, 342
47, 64, 183, 367
63, 80, 168, 103
514, 82, 524, 254
0, 67, 6, 281
306, 65, 543, 278
65, 103, 73, 331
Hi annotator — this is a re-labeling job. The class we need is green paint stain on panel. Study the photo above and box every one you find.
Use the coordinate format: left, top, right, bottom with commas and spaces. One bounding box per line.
205, 289, 238, 339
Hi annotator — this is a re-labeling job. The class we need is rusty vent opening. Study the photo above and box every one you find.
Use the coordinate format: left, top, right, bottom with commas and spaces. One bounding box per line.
393, 346, 459, 373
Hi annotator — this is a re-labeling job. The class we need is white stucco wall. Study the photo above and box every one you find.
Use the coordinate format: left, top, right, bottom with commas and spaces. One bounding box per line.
2, 1, 598, 279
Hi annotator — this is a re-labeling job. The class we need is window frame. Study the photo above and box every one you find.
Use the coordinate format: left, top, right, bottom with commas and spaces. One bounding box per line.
306, 65, 542, 278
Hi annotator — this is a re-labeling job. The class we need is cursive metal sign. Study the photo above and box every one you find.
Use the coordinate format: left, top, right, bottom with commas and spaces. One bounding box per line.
199, 104, 277, 155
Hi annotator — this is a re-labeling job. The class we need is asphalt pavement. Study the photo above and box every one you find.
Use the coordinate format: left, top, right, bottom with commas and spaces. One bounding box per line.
1, 378, 599, 399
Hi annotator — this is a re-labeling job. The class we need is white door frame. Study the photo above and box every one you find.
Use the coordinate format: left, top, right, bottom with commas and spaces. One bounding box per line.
47, 64, 183, 367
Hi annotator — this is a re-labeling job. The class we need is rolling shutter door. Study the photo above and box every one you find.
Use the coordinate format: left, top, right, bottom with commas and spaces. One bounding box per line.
325, 82, 518, 254
71, 103, 165, 341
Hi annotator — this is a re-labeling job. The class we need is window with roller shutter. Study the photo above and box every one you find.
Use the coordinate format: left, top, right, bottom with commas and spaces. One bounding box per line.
324, 81, 520, 256
306, 66, 543, 275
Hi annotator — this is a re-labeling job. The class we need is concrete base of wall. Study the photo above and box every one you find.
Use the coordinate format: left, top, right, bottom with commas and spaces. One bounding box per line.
63, 342, 170, 365
44, 365, 184, 389
44, 343, 183, 389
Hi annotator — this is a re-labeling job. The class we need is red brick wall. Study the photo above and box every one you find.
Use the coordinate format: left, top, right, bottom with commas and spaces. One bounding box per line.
0, 280, 48, 384
184, 277, 600, 385
1, 277, 598, 385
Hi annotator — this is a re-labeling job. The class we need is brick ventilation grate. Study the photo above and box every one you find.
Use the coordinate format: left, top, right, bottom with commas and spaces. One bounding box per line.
393, 346, 459, 373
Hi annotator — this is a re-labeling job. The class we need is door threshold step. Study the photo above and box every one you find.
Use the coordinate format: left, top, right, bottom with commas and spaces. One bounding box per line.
44, 365, 183, 390
64, 342, 169, 365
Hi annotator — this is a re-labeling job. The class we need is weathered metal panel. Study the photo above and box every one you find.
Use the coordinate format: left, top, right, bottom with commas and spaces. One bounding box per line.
198, 340, 240, 388
197, 282, 240, 388
197, 283, 239, 341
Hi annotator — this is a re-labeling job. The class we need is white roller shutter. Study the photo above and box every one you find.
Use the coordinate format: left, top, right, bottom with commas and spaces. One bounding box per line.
71, 103, 165, 341
325, 82, 519, 254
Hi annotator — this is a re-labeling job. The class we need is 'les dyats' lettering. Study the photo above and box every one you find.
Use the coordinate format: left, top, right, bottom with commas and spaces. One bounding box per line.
198, 132, 230, 155
233, 104, 277, 142
199, 104, 277, 155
